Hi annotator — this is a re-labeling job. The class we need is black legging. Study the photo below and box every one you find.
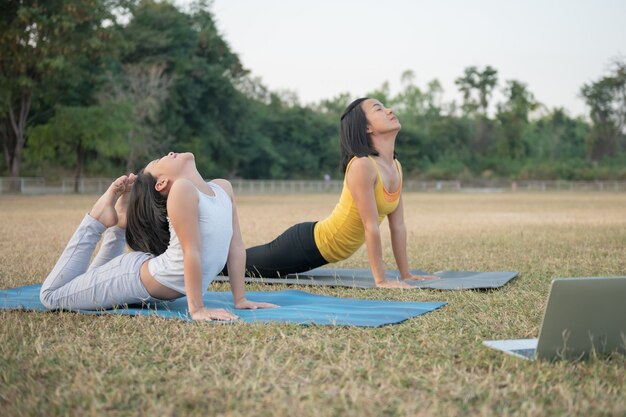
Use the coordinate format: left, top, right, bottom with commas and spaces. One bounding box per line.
224, 222, 328, 278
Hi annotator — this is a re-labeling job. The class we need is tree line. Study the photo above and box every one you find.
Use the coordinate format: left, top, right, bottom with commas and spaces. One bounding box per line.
1, 0, 625, 189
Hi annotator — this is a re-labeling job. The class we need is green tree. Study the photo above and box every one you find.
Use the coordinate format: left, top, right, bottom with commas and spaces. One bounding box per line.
394, 70, 426, 117
454, 66, 498, 155
580, 58, 626, 160
496, 80, 538, 160
99, 63, 174, 172
525, 108, 588, 162
454, 65, 498, 117
250, 98, 337, 179
119, 0, 251, 176
455, 66, 480, 116
0, 0, 129, 179
425, 79, 444, 118
27, 104, 131, 191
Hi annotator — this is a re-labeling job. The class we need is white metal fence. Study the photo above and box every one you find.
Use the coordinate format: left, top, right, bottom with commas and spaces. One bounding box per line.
1, 177, 626, 195
0, 177, 47, 194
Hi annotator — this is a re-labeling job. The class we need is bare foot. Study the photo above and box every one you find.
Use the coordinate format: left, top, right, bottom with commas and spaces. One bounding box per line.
115, 173, 136, 229
90, 176, 128, 228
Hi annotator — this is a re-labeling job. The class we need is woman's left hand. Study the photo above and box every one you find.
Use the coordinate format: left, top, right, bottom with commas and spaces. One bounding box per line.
235, 299, 279, 309
402, 274, 440, 281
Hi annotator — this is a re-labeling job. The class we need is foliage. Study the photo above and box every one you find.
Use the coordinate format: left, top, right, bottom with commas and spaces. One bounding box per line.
0, 0, 131, 179
495, 80, 539, 160
98, 63, 175, 171
26, 104, 131, 189
580, 59, 626, 160
1, 1, 625, 181
454, 65, 498, 117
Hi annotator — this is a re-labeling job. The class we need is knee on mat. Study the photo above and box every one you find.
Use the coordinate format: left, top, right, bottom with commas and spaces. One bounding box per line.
39, 289, 58, 310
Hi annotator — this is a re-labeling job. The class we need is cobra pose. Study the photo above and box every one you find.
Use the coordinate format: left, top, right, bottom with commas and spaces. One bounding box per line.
240, 98, 439, 289
40, 152, 277, 320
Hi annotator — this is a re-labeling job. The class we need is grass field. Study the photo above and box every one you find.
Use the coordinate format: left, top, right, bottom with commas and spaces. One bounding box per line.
1, 192, 625, 417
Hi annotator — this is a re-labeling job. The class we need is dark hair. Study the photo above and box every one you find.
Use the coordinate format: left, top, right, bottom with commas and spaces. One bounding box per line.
339, 97, 397, 173
126, 170, 170, 255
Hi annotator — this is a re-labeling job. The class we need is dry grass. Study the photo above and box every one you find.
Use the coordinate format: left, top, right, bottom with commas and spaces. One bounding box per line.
1, 192, 625, 417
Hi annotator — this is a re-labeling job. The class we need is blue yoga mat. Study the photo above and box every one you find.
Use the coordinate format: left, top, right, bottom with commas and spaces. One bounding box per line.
0, 285, 446, 327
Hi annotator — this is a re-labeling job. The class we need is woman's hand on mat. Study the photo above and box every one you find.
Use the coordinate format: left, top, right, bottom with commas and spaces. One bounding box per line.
191, 307, 239, 321
376, 279, 414, 289
234, 299, 279, 309
402, 274, 440, 281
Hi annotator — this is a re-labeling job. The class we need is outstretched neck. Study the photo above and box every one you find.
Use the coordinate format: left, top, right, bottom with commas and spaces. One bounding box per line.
371, 132, 396, 163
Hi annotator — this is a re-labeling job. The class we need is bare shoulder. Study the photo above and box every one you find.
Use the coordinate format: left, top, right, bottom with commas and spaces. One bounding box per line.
346, 157, 377, 183
167, 179, 199, 210
169, 178, 197, 197
210, 178, 234, 200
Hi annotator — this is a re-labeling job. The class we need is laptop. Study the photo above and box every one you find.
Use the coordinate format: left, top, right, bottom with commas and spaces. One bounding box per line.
484, 276, 626, 360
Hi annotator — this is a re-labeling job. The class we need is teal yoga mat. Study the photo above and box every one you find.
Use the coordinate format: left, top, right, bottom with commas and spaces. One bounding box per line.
215, 268, 518, 290
0, 285, 446, 327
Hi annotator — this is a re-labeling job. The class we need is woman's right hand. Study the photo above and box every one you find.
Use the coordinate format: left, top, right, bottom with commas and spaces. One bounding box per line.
376, 279, 414, 289
403, 274, 440, 281
190, 307, 239, 322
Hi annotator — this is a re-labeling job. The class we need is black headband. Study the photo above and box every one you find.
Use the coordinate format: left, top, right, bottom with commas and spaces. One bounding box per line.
340, 98, 368, 121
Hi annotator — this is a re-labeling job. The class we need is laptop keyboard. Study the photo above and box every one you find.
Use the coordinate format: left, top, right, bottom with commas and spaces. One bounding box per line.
511, 348, 536, 359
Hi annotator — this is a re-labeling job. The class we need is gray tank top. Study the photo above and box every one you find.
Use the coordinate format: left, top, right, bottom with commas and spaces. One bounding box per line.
148, 182, 233, 295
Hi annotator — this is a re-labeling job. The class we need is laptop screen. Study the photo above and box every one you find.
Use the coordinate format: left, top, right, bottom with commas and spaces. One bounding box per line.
536, 277, 626, 360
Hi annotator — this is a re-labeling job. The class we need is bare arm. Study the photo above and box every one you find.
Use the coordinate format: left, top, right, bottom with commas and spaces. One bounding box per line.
212, 179, 278, 310
347, 158, 410, 288
387, 195, 411, 278
211, 180, 246, 303
388, 194, 439, 282
168, 180, 237, 321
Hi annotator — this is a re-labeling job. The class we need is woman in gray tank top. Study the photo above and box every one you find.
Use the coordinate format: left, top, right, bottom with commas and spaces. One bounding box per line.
40, 152, 277, 321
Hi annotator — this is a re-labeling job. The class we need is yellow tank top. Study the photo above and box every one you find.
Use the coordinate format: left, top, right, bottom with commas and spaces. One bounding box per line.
314, 156, 403, 263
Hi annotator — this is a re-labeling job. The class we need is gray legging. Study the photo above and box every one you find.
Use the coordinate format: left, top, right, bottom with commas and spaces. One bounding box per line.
40, 214, 160, 310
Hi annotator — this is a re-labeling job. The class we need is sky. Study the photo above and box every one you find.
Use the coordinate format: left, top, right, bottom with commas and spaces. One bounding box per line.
175, 0, 626, 117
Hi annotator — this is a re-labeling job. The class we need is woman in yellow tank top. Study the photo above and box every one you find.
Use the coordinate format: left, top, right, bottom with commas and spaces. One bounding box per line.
242, 98, 439, 288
